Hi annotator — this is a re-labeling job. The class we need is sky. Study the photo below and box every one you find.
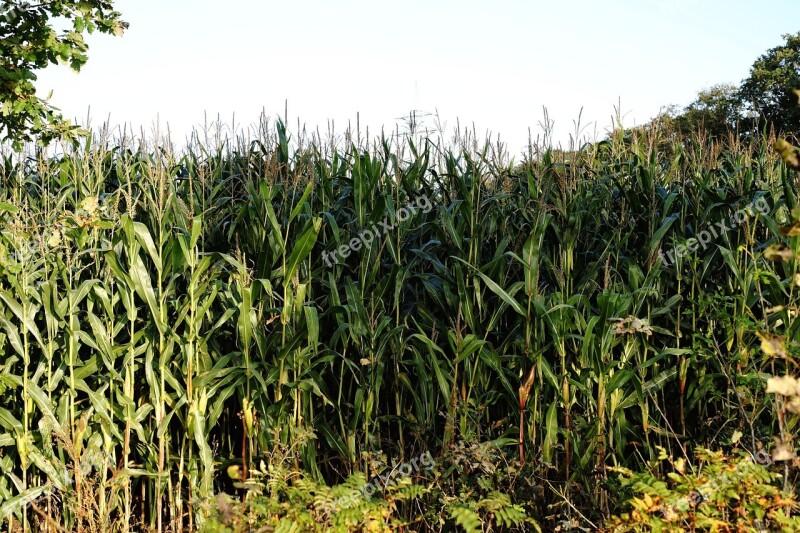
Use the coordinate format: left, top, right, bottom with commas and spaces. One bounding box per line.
33, 0, 800, 156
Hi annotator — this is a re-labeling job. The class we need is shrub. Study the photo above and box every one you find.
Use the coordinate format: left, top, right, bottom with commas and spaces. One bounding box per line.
607, 446, 800, 532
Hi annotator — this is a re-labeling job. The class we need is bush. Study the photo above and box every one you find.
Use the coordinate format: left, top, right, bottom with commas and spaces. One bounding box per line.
202, 439, 539, 532
607, 446, 800, 532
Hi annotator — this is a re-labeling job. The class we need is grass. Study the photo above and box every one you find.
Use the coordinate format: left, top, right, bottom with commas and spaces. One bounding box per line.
0, 114, 798, 531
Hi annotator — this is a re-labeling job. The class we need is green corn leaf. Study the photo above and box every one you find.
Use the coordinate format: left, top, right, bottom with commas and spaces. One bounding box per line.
283, 217, 322, 282
454, 257, 526, 317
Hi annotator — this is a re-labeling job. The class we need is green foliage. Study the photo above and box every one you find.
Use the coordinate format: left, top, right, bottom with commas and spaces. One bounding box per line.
603, 91, 800, 533
0, 1, 127, 148
0, 115, 796, 531
202, 464, 415, 533
449, 505, 483, 532
671, 84, 742, 139
202, 439, 538, 533
740, 32, 800, 136
637, 33, 800, 142
607, 447, 800, 532
431, 439, 539, 531
447, 492, 530, 532
206, 479, 421, 531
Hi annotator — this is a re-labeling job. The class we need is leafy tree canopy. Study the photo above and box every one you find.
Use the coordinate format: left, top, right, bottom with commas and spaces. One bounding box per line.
0, 1, 127, 149
740, 32, 800, 136
672, 83, 741, 139
632, 32, 800, 143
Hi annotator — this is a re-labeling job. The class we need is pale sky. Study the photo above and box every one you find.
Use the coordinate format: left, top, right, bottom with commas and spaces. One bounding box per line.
34, 0, 800, 155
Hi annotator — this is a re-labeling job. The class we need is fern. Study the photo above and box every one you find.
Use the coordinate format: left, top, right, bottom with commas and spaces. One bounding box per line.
608, 448, 800, 532
449, 504, 482, 532
493, 503, 528, 528
478, 491, 532, 530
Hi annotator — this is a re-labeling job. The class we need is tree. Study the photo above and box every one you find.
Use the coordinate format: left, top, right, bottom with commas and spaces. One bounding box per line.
739, 32, 800, 137
0, 1, 127, 148
619, 84, 743, 151
673, 84, 742, 139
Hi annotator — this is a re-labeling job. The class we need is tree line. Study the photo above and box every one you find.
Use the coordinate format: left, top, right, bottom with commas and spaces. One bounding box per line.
648, 32, 800, 140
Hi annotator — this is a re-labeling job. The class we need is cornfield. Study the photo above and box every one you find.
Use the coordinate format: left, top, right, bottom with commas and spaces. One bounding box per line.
0, 115, 797, 531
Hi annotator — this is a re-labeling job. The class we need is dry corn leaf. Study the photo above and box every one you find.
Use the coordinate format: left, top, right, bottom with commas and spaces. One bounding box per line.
775, 139, 800, 171
787, 396, 800, 414
611, 315, 653, 336
765, 375, 799, 396
758, 332, 788, 358
780, 221, 800, 237
764, 244, 794, 262
773, 441, 795, 462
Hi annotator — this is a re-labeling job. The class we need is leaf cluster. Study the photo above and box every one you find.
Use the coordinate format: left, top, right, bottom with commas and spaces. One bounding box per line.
0, 1, 127, 148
